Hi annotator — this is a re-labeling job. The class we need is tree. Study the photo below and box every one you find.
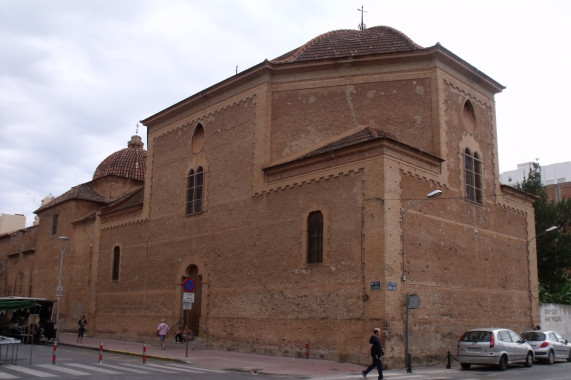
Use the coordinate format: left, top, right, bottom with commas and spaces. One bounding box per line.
517, 162, 571, 304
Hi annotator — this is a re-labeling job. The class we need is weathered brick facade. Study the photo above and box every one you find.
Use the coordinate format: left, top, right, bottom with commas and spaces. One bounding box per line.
1, 26, 538, 368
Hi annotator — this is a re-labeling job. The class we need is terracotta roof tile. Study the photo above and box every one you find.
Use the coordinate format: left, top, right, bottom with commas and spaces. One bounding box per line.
101, 188, 144, 215
300, 127, 391, 159
272, 26, 422, 64
35, 184, 107, 213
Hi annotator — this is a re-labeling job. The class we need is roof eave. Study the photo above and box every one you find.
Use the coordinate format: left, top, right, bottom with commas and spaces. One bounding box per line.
264, 134, 443, 175
140, 60, 274, 127
500, 183, 539, 202
424, 43, 505, 94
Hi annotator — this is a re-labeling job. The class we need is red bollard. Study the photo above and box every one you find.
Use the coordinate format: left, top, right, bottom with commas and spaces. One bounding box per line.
99, 341, 103, 364
143, 344, 147, 364
52, 342, 57, 364
305, 342, 309, 359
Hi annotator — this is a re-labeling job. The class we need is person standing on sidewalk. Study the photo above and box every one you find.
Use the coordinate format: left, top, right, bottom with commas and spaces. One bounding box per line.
156, 319, 170, 350
362, 327, 384, 379
77, 315, 87, 343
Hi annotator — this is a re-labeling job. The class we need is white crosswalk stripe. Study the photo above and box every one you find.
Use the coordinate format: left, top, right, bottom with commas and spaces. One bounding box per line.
100, 362, 150, 373
1, 364, 56, 377
36, 364, 90, 376
120, 362, 180, 373
65, 363, 123, 374
0, 370, 19, 379
147, 363, 204, 373
165, 363, 227, 373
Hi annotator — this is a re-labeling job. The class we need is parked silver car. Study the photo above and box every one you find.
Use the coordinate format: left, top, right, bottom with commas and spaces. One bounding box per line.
457, 328, 534, 370
520, 330, 571, 364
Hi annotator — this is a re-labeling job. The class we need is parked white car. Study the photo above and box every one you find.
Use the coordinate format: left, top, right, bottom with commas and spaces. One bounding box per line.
521, 330, 571, 364
458, 328, 534, 371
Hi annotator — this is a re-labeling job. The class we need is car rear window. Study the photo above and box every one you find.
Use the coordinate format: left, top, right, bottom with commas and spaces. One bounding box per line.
521, 332, 545, 341
461, 331, 492, 342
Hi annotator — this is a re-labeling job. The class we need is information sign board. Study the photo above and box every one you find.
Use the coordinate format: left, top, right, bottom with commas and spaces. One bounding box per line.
183, 292, 195, 303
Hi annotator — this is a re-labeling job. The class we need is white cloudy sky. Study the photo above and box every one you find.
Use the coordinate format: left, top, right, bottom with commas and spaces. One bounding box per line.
1, 0, 570, 227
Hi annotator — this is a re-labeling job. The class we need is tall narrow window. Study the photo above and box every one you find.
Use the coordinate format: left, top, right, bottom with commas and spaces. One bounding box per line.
112, 246, 120, 281
51, 213, 59, 235
465, 149, 483, 204
186, 166, 204, 215
473, 152, 482, 203
307, 211, 323, 263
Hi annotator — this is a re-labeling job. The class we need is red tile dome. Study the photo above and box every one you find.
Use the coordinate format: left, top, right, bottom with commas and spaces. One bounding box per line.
272, 25, 422, 64
93, 135, 146, 181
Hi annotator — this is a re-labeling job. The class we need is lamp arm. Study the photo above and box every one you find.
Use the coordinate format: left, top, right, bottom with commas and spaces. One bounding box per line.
402, 198, 427, 217
526, 226, 558, 247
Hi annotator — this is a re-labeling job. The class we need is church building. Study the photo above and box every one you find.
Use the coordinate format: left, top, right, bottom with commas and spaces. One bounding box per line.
0, 26, 538, 367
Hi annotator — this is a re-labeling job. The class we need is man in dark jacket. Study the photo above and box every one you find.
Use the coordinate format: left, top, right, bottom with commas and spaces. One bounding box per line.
362, 327, 383, 379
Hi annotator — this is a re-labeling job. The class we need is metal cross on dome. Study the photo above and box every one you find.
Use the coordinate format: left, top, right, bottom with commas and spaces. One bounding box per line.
357, 5, 367, 31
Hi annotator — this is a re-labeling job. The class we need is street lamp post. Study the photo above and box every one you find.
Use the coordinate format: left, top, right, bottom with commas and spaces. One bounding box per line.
401, 189, 442, 373
55, 236, 70, 342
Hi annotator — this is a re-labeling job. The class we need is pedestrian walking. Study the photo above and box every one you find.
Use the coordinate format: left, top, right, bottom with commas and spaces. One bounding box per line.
156, 319, 170, 350
362, 327, 384, 379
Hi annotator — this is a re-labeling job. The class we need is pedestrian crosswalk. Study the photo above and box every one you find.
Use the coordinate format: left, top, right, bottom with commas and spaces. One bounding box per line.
0, 362, 226, 378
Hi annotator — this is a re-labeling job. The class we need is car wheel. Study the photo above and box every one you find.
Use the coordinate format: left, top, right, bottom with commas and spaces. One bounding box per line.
547, 350, 554, 365
460, 363, 471, 370
524, 352, 533, 367
567, 351, 571, 362
499, 355, 508, 371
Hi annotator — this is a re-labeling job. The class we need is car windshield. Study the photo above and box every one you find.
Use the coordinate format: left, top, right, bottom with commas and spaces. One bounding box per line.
521, 332, 545, 341
461, 331, 492, 342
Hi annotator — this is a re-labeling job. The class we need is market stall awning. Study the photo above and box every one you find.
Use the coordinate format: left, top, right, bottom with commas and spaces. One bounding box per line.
0, 297, 50, 310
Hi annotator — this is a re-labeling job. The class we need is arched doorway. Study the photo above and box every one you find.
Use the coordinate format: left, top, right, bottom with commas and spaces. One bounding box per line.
181, 265, 202, 337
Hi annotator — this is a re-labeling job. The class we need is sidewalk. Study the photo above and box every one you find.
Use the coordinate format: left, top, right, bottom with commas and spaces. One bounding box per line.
57, 333, 365, 377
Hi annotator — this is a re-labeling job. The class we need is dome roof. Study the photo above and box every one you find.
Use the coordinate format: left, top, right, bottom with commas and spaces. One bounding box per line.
93, 135, 146, 181
271, 25, 422, 64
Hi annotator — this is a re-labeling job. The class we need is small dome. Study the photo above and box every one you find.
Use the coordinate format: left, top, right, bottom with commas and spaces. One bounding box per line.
93, 135, 146, 181
272, 26, 422, 64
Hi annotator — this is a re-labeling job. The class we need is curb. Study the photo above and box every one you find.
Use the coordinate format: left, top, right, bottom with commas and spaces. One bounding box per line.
59, 342, 177, 362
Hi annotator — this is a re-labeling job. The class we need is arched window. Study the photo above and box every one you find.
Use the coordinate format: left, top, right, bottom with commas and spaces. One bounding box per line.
112, 246, 120, 281
307, 211, 323, 263
186, 166, 204, 215
465, 149, 482, 204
